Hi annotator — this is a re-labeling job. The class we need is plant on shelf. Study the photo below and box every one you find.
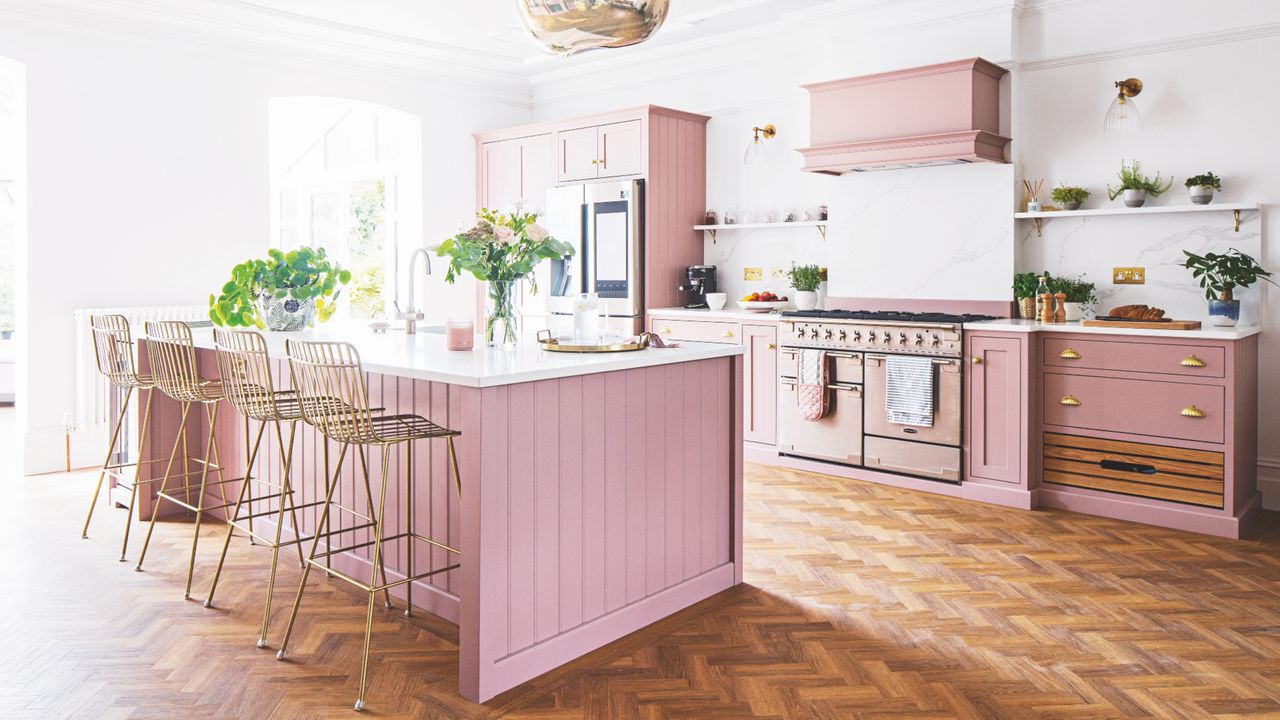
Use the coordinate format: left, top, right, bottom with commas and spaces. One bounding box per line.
1182, 248, 1275, 327
786, 263, 823, 311
1184, 171, 1221, 205
1049, 185, 1090, 211
209, 246, 350, 331
436, 207, 574, 346
1048, 275, 1098, 321
1106, 159, 1173, 208
1012, 271, 1047, 319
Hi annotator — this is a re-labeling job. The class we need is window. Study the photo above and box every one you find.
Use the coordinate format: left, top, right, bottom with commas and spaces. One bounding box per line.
269, 98, 422, 320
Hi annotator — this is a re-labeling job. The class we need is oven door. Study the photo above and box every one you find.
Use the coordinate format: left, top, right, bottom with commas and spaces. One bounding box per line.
863, 354, 961, 446
778, 375, 863, 466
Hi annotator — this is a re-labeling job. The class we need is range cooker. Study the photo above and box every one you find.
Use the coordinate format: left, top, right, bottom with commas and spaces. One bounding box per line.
777, 310, 996, 483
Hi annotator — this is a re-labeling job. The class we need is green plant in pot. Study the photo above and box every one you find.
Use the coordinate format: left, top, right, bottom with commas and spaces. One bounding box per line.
1106, 160, 1172, 208
210, 246, 351, 331
1048, 275, 1097, 321
1012, 271, 1046, 319
1185, 171, 1221, 205
1050, 185, 1090, 211
1183, 248, 1275, 327
786, 264, 822, 311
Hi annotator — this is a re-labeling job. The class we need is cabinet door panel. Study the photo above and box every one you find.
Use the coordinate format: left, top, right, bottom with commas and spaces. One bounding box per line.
967, 334, 1024, 484
520, 133, 556, 215
598, 120, 643, 178
482, 139, 523, 212
743, 324, 778, 445
557, 126, 600, 183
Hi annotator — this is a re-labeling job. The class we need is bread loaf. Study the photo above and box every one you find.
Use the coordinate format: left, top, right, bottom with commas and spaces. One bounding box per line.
1107, 304, 1166, 320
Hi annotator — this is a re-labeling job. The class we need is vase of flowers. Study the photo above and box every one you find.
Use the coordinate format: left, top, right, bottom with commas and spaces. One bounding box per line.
436, 208, 575, 347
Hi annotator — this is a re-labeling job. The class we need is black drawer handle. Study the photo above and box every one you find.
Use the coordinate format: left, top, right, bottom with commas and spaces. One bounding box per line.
1100, 459, 1157, 475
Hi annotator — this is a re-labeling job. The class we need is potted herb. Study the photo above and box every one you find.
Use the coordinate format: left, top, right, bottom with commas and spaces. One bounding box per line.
1050, 185, 1090, 211
1185, 171, 1221, 205
1182, 248, 1275, 326
1048, 275, 1098, 321
210, 246, 351, 331
786, 264, 823, 311
1106, 160, 1173, 208
1013, 271, 1045, 319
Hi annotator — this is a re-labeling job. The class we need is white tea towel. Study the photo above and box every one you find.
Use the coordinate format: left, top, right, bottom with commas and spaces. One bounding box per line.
796, 349, 829, 421
885, 355, 935, 427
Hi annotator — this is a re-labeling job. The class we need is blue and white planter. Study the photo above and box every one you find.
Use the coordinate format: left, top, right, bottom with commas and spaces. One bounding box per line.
1207, 298, 1240, 327
257, 292, 316, 331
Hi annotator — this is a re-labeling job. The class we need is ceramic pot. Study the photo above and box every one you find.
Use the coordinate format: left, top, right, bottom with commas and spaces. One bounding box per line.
1123, 188, 1147, 208
1063, 302, 1084, 322
794, 291, 819, 311
1062, 200, 1081, 211
1189, 185, 1215, 205
1208, 298, 1240, 327
256, 292, 316, 331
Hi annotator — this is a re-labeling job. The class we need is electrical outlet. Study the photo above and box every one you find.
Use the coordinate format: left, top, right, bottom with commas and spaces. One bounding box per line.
1113, 267, 1145, 284
743, 267, 762, 281
770, 267, 787, 281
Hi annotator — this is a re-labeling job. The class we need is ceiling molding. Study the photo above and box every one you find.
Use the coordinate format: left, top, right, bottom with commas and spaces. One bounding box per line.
1016, 20, 1280, 71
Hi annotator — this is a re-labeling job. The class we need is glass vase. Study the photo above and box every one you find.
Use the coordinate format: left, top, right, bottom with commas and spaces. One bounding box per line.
484, 280, 519, 347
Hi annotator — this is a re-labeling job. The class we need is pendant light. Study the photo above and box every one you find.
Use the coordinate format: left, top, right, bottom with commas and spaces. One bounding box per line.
1103, 78, 1143, 132
517, 0, 670, 57
743, 124, 777, 165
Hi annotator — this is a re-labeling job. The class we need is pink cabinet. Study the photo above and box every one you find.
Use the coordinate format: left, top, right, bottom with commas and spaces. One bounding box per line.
556, 119, 643, 183
966, 334, 1026, 485
598, 120, 643, 177
480, 133, 556, 213
743, 324, 777, 446
556, 126, 600, 183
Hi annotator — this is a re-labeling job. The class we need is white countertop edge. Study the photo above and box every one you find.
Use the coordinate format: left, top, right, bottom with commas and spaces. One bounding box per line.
963, 319, 1261, 341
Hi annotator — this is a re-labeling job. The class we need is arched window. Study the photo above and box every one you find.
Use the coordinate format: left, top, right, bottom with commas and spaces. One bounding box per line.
269, 98, 422, 320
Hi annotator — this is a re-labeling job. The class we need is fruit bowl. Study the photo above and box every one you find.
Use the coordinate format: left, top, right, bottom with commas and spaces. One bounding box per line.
737, 300, 790, 313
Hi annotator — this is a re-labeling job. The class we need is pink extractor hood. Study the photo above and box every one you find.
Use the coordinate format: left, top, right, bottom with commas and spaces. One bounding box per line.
797, 57, 1011, 174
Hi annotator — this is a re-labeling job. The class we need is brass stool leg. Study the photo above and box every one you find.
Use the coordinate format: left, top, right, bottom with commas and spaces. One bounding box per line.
357, 447, 393, 610
277, 443, 348, 660
243, 416, 255, 545
136, 401, 192, 572
183, 402, 221, 600
119, 388, 154, 561
82, 386, 133, 540
322, 439, 332, 576
204, 419, 267, 608
356, 444, 394, 712
404, 440, 413, 618
259, 419, 299, 648
278, 421, 306, 570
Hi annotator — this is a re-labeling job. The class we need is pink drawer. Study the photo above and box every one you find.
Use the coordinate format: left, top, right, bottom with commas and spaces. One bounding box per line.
1043, 337, 1225, 378
1043, 373, 1225, 444
649, 318, 740, 344
778, 348, 863, 384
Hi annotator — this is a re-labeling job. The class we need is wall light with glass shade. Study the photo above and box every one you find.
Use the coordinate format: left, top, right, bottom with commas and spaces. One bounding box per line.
743, 124, 777, 165
1103, 78, 1143, 132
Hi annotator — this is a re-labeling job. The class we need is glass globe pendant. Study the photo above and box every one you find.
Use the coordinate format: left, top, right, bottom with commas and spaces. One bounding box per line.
1103, 78, 1143, 132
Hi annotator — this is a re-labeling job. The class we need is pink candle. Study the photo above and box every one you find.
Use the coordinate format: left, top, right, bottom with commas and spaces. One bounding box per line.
446, 320, 475, 351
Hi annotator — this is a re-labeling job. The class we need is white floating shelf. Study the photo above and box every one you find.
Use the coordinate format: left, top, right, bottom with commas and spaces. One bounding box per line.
694, 220, 827, 241
1015, 202, 1259, 236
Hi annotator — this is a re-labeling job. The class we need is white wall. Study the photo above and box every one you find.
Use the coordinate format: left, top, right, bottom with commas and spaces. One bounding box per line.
0, 15, 529, 472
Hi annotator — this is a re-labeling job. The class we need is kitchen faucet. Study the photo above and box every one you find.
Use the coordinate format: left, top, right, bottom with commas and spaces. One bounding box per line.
395, 247, 431, 334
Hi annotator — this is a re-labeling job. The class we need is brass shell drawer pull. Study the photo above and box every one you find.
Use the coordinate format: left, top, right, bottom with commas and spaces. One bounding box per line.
1180, 355, 1206, 368
1060, 395, 1082, 406
721, 330, 734, 338
1059, 348, 1081, 360
1180, 405, 1207, 418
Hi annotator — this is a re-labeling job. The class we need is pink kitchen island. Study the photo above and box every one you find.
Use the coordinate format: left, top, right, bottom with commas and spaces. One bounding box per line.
158, 327, 745, 703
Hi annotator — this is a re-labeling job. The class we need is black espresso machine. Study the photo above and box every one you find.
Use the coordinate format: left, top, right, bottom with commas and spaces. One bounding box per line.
679, 265, 717, 308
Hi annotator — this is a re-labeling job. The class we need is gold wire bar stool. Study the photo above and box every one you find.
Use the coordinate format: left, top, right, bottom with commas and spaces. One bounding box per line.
203, 328, 323, 648
276, 339, 462, 712
133, 321, 237, 600
82, 315, 158, 561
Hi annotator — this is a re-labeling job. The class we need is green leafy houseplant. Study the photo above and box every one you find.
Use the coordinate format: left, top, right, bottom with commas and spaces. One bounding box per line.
1182, 248, 1275, 301
1106, 160, 1173, 202
1184, 172, 1221, 190
209, 246, 350, 330
1012, 271, 1044, 300
786, 264, 823, 292
1049, 185, 1089, 209
1048, 275, 1097, 304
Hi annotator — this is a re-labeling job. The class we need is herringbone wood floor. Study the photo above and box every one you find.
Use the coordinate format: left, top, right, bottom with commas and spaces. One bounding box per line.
4, 453, 1280, 718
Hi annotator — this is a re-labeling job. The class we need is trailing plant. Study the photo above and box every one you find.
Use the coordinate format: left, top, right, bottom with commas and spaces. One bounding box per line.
209, 246, 350, 328
1048, 275, 1097, 305
1106, 160, 1173, 200
786, 264, 823, 293
1182, 248, 1276, 301
1184, 171, 1221, 190
1050, 185, 1090, 205
1013, 271, 1047, 300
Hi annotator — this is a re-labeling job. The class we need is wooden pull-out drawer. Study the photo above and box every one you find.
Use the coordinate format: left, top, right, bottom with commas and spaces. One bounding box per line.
1043, 432, 1224, 508
1043, 373, 1225, 444
649, 318, 741, 344
1043, 337, 1225, 378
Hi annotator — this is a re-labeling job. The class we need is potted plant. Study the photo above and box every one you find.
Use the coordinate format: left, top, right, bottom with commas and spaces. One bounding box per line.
1013, 271, 1044, 320
210, 246, 351, 331
1182, 248, 1275, 326
1185, 171, 1221, 205
437, 208, 574, 346
1050, 185, 1090, 211
1048, 275, 1098, 321
1106, 160, 1173, 208
786, 264, 822, 311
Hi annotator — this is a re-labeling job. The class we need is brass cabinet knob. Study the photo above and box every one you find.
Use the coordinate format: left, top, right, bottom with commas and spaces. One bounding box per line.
721, 330, 735, 338
971, 357, 982, 365
1060, 395, 1082, 406
661, 326, 672, 334
1180, 405, 1207, 418
767, 343, 776, 350
1180, 355, 1206, 368
1059, 348, 1081, 360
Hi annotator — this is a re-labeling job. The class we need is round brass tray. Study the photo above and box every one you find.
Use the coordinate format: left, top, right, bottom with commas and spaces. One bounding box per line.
536, 329, 651, 353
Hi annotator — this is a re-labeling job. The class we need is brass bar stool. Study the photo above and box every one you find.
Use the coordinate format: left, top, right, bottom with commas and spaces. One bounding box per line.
203, 328, 321, 648
134, 321, 237, 600
81, 314, 158, 562
276, 339, 461, 712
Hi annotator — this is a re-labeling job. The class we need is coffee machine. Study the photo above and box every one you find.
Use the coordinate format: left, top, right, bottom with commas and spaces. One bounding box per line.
680, 265, 717, 308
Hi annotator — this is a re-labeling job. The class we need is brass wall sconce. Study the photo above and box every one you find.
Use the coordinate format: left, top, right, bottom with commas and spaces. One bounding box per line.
744, 124, 777, 165
1103, 77, 1143, 132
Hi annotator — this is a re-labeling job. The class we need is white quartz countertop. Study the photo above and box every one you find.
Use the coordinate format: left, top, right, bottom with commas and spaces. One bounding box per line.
648, 306, 786, 322
188, 325, 742, 388
963, 318, 1261, 341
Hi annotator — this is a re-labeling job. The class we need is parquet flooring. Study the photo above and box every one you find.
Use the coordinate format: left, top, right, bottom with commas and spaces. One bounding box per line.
4, 452, 1280, 718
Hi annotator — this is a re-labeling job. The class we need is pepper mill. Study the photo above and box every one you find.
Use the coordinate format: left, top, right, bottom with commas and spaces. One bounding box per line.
1054, 292, 1067, 323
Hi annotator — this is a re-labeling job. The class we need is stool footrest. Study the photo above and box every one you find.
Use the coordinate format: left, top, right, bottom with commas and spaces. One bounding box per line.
155, 495, 241, 515
230, 526, 316, 548
303, 558, 459, 593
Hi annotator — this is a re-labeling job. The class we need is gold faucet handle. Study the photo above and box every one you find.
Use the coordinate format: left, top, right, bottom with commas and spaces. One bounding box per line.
1180, 355, 1206, 368
1060, 394, 1081, 406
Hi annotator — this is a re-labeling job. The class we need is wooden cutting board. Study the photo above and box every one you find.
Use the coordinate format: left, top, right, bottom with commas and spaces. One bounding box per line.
1080, 318, 1202, 330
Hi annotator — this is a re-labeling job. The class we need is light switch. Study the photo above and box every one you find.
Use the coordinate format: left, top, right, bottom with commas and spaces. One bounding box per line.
1113, 267, 1145, 284
743, 267, 762, 281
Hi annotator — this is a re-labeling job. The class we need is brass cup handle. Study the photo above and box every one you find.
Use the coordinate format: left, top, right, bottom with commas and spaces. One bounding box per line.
1059, 348, 1081, 360
1180, 355, 1206, 368
721, 330, 734, 338
1060, 394, 1082, 406
661, 326, 672, 334
971, 357, 982, 365
1180, 405, 1207, 418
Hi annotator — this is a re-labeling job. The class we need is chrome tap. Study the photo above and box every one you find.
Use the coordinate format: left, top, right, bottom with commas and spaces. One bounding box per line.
395, 248, 431, 334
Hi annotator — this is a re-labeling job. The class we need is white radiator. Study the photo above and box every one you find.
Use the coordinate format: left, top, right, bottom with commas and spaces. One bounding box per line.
73, 305, 207, 432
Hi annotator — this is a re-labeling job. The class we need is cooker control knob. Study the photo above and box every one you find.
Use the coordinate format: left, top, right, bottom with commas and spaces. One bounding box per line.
897, 332, 907, 344
809, 328, 819, 339
867, 332, 877, 343
930, 334, 941, 346
914, 333, 923, 345
852, 331, 861, 341
838, 330, 847, 341
824, 329, 833, 340
881, 331, 891, 343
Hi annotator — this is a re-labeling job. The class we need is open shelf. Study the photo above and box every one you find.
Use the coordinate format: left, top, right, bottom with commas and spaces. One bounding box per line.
1015, 202, 1259, 236
694, 220, 827, 242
